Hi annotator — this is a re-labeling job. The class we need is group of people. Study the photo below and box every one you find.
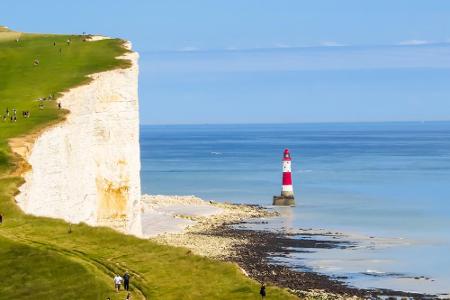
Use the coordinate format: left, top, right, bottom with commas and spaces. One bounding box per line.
52, 33, 93, 54
38, 94, 54, 101
2, 108, 19, 122
2, 107, 31, 122
1, 94, 60, 124
113, 271, 131, 292
38, 94, 59, 110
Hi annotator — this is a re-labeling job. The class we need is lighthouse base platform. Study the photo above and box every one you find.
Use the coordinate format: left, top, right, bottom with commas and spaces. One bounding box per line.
272, 195, 295, 206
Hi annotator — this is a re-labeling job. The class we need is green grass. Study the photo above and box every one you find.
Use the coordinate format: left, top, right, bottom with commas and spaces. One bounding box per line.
0, 30, 297, 299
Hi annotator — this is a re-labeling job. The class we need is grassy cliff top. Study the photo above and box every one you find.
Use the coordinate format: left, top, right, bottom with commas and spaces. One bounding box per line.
0, 30, 296, 299
0, 31, 130, 140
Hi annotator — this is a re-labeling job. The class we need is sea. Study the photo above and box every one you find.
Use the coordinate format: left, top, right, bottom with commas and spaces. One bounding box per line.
140, 121, 450, 295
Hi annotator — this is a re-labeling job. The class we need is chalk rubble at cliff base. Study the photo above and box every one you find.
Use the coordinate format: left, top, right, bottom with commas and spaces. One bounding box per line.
142, 194, 277, 258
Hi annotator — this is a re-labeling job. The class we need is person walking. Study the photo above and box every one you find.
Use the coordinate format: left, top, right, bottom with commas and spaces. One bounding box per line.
114, 274, 123, 292
259, 283, 266, 300
123, 271, 131, 291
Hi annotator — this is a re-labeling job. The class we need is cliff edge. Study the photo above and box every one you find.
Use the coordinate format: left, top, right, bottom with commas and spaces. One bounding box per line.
11, 40, 142, 236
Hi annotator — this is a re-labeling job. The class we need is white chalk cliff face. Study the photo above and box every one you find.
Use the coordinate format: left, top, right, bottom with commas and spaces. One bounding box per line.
14, 41, 142, 236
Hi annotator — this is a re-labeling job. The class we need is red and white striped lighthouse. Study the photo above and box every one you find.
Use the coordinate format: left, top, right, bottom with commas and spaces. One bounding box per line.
281, 149, 294, 197
273, 148, 295, 206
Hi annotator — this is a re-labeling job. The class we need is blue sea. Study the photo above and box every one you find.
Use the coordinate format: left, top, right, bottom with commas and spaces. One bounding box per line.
140, 122, 450, 295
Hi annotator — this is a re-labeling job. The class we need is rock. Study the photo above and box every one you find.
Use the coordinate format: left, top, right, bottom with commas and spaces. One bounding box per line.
13, 42, 142, 236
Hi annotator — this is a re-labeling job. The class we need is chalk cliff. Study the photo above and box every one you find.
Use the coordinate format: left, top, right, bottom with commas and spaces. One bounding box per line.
13, 41, 142, 236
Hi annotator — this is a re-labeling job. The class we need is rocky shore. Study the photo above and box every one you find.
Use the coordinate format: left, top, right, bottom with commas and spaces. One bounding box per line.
144, 195, 276, 258
207, 224, 433, 299
146, 195, 432, 299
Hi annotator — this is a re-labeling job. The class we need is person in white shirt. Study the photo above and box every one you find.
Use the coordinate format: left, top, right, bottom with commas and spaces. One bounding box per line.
113, 274, 123, 292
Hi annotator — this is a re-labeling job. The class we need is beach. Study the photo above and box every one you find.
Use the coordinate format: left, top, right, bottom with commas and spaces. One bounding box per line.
142, 194, 276, 257
143, 195, 431, 299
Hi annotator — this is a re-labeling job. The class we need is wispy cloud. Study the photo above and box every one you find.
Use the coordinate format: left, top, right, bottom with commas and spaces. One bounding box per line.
153, 39, 450, 57
274, 43, 292, 48
320, 41, 346, 47
398, 39, 432, 46
168, 42, 345, 53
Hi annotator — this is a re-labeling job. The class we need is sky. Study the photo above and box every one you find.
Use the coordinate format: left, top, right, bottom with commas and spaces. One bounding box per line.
2, 1, 450, 124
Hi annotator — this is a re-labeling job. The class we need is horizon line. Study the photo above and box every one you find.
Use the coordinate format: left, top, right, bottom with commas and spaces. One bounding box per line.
141, 40, 450, 55
140, 120, 450, 126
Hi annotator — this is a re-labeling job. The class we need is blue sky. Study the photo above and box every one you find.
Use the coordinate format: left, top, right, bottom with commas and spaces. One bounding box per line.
2, 1, 450, 124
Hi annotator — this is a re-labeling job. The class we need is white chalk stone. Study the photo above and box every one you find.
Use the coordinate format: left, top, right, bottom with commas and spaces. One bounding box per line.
15, 42, 142, 237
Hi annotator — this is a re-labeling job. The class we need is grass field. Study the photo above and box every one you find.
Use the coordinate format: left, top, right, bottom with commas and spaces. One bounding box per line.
0, 29, 296, 299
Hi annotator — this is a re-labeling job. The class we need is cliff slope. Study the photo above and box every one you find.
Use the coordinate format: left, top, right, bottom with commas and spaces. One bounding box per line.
13, 40, 142, 236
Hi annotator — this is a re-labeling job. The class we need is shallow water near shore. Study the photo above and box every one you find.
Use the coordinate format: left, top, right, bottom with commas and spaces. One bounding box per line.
140, 122, 450, 295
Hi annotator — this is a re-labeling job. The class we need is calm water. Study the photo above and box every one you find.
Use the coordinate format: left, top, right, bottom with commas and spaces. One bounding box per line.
140, 122, 450, 295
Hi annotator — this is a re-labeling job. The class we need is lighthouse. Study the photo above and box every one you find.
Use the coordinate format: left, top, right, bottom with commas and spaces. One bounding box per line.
273, 149, 295, 206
